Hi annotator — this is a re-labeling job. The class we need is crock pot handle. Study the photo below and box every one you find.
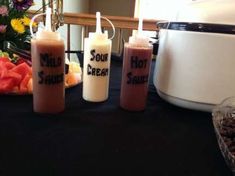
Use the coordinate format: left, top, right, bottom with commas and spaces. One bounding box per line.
157, 21, 169, 29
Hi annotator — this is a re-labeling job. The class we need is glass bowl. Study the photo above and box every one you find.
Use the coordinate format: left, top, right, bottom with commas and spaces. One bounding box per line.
212, 97, 235, 173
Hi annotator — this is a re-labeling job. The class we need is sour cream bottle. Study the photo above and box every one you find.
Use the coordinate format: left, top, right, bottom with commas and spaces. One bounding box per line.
31, 8, 65, 113
120, 17, 153, 111
83, 12, 112, 102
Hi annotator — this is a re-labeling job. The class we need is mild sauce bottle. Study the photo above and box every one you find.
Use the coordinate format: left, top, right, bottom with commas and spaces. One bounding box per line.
31, 8, 65, 113
120, 17, 153, 111
83, 12, 112, 102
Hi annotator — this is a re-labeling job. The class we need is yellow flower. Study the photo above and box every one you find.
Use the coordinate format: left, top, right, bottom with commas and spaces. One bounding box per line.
20, 16, 37, 27
11, 18, 25, 34
20, 16, 30, 26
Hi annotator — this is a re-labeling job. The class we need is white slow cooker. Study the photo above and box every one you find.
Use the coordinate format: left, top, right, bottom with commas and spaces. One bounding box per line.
153, 0, 235, 112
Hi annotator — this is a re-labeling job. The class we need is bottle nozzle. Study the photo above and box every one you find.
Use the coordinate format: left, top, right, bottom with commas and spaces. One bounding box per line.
96, 12, 102, 34
128, 14, 149, 47
30, 7, 60, 40
138, 16, 143, 36
45, 7, 52, 31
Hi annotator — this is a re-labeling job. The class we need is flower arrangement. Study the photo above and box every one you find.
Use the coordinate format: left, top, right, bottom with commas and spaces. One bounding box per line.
0, 0, 36, 50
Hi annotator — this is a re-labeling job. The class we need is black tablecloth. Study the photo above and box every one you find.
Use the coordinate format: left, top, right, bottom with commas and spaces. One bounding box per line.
0, 59, 232, 176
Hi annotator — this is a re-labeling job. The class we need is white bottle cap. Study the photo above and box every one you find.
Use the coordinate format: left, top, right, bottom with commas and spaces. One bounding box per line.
128, 16, 150, 47
89, 12, 108, 41
30, 8, 61, 40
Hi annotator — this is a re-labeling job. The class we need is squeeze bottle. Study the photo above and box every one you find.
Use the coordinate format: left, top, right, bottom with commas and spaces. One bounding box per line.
120, 16, 153, 111
31, 8, 65, 113
83, 12, 112, 102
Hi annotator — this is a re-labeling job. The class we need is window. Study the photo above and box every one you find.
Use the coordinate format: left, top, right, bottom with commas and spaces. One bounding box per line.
135, 0, 189, 20
134, 0, 191, 37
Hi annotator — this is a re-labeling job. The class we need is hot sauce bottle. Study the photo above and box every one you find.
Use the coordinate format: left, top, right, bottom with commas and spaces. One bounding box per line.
120, 17, 153, 111
83, 12, 112, 102
31, 8, 65, 113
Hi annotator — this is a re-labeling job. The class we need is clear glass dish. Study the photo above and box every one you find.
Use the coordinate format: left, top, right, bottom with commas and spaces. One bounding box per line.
212, 97, 235, 174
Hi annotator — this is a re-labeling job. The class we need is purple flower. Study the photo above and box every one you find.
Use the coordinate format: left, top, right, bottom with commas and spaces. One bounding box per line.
13, 0, 33, 11
0, 6, 8, 16
0, 25, 7, 34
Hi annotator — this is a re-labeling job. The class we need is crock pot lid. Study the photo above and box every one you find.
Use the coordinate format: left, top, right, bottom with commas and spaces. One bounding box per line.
160, 22, 235, 35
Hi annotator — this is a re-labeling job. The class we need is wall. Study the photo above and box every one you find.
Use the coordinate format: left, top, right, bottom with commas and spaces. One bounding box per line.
89, 0, 135, 17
